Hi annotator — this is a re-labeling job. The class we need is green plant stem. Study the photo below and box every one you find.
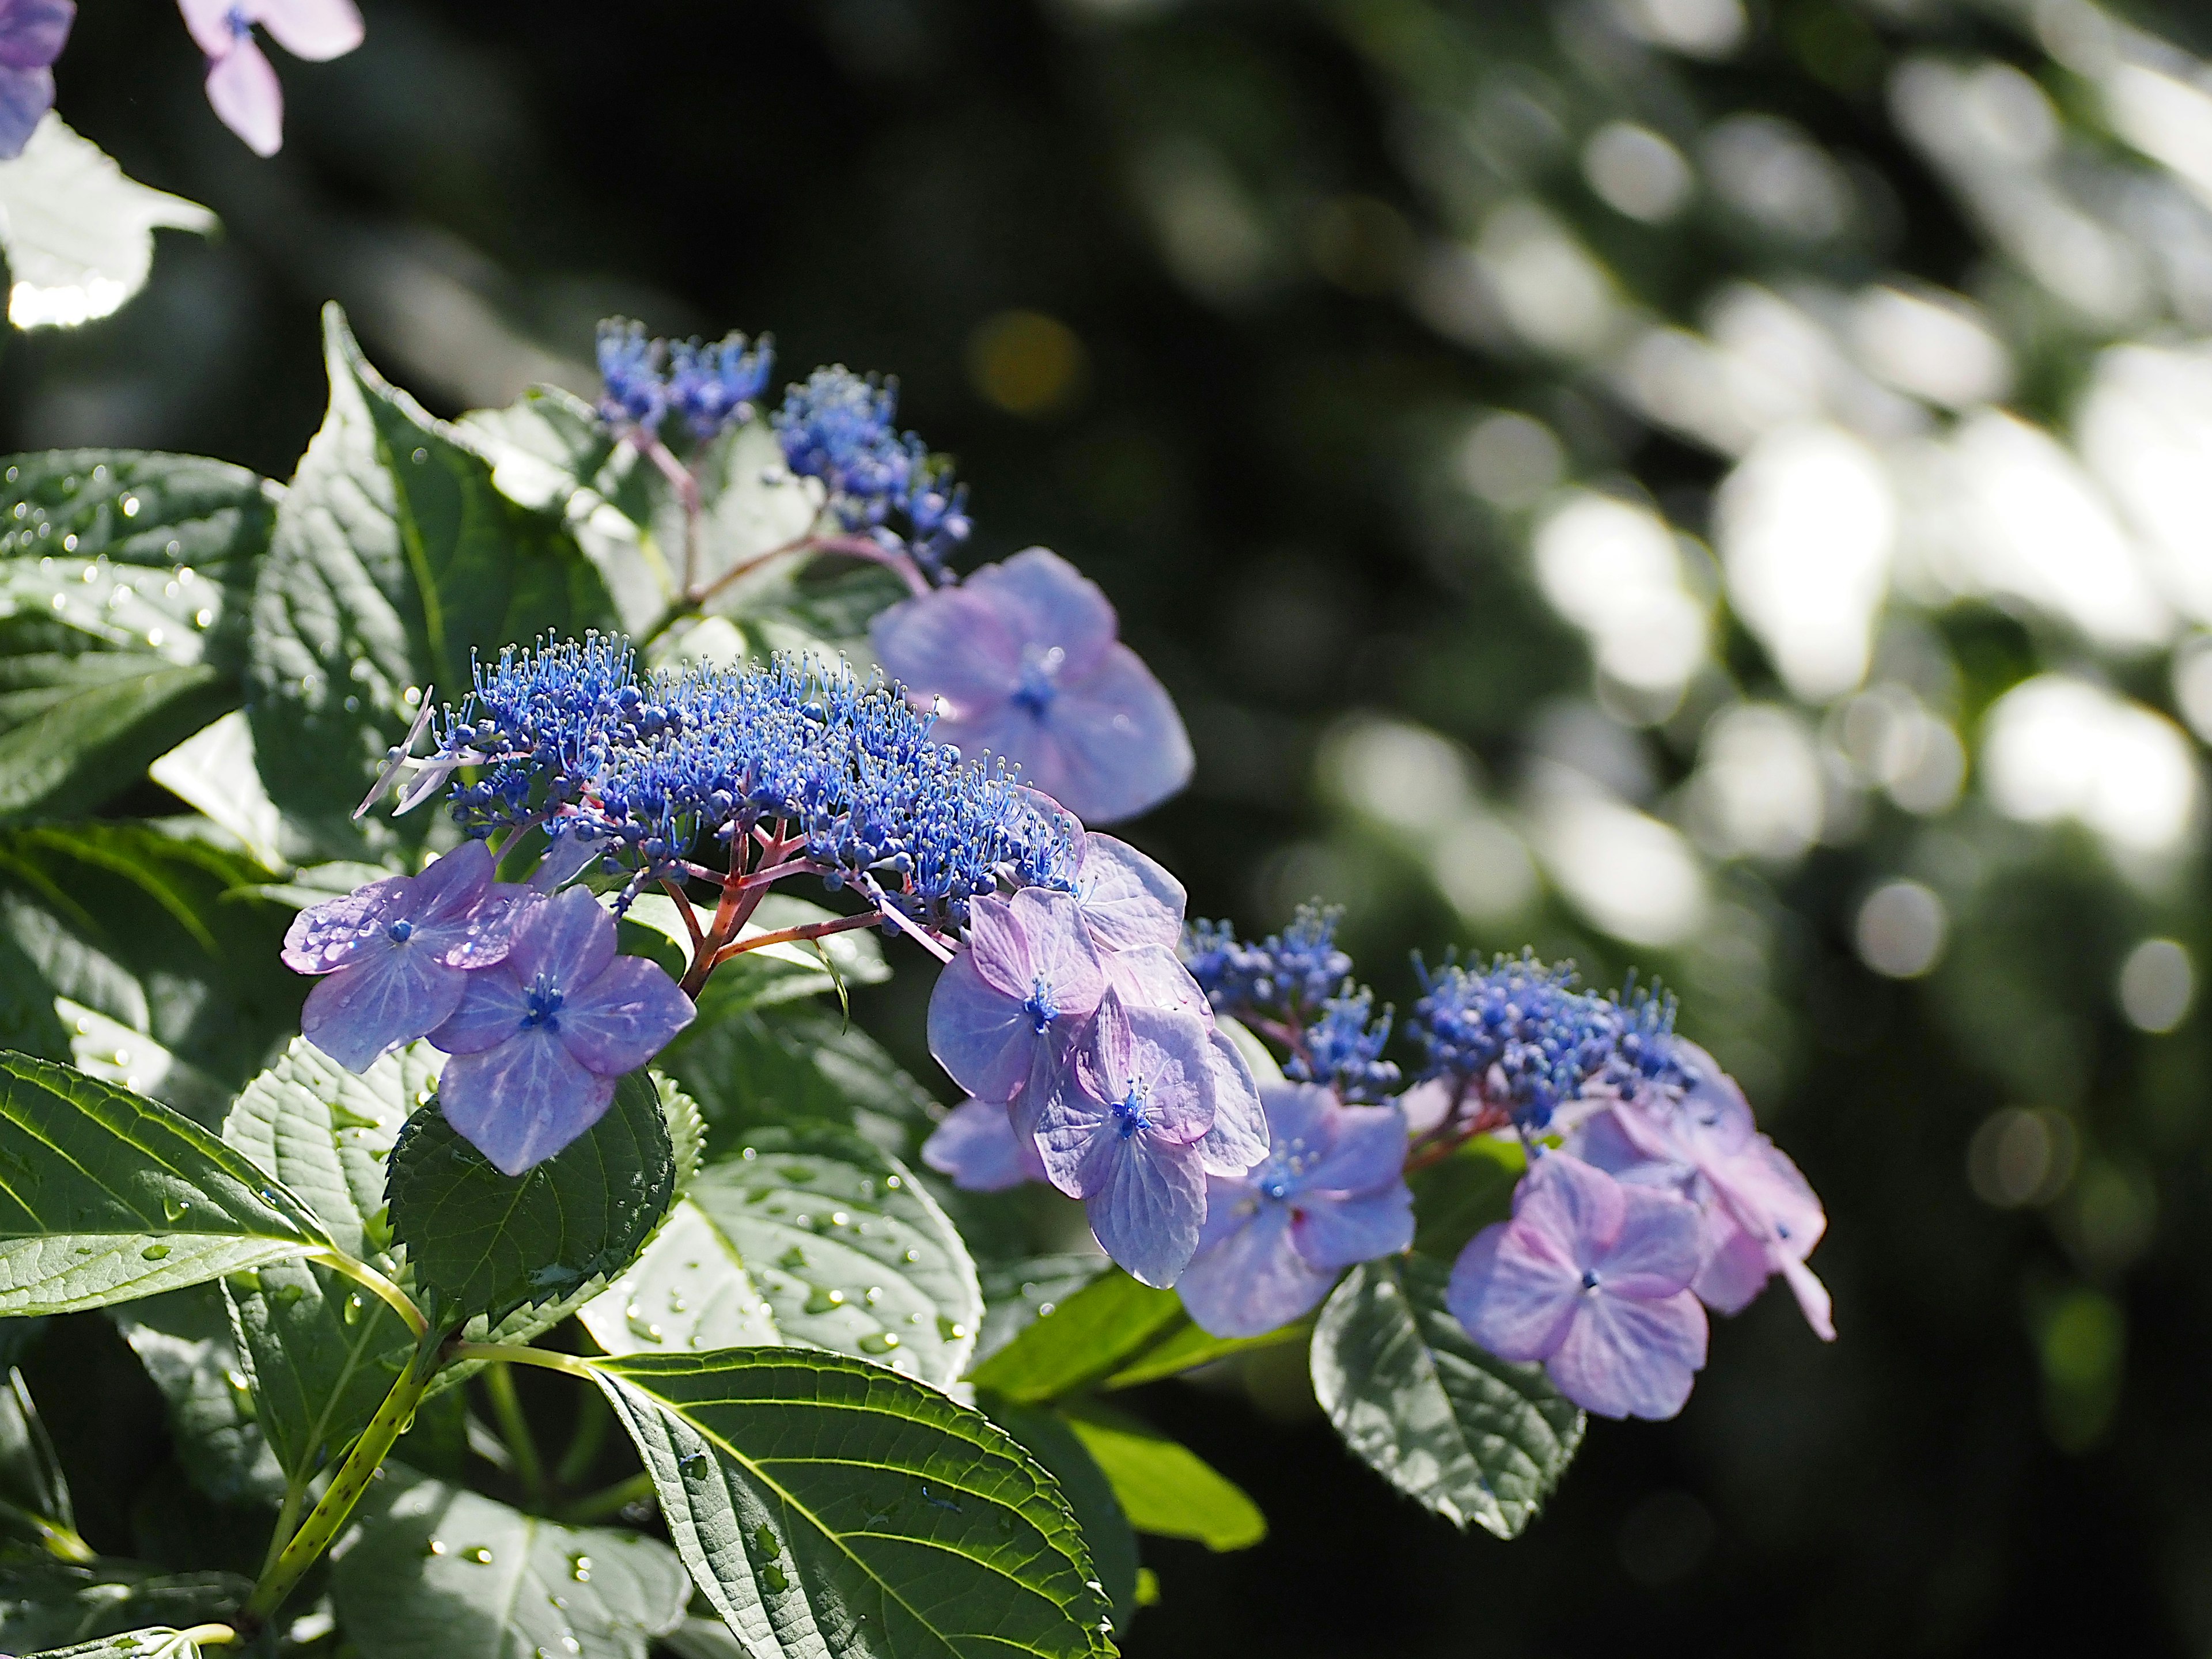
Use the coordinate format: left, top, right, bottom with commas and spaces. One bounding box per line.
255, 1475, 310, 1584
179, 1625, 237, 1649
559, 1471, 657, 1525
450, 1340, 603, 1380
556, 1390, 611, 1489
242, 1338, 441, 1630
0, 1497, 94, 1564
483, 1362, 546, 1502
315, 1247, 429, 1338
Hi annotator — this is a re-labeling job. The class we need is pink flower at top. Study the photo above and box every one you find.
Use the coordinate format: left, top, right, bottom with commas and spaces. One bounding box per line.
1448, 1153, 1709, 1421
177, 0, 363, 157
872, 548, 1194, 825
0, 0, 73, 159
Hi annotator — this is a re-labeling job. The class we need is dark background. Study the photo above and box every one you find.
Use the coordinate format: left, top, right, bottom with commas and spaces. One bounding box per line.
13, 1, 2212, 1653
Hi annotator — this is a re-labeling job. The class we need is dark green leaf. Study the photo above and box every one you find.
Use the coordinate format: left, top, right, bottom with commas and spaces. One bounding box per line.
1407, 1135, 1525, 1262
224, 1258, 410, 1485
0, 1315, 44, 1367
0, 1563, 247, 1654
111, 1285, 285, 1506
0, 1366, 85, 1560
982, 1397, 1138, 1629
328, 1463, 690, 1659
583, 1125, 979, 1389
1308, 1255, 1583, 1540
1101, 1317, 1310, 1391
1058, 1400, 1265, 1552
975, 1255, 1113, 1366
384, 1072, 676, 1328
53, 1001, 232, 1127
0, 661, 232, 824
0, 822, 305, 1102
967, 1269, 1183, 1405
245, 304, 616, 847
663, 1005, 936, 1161
0, 1052, 331, 1314
593, 1347, 1115, 1659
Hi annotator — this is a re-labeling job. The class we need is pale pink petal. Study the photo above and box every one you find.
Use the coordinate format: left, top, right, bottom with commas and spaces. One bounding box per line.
1179, 1201, 1334, 1337
1291, 1185, 1413, 1271
1780, 1256, 1836, 1341
1446, 1223, 1581, 1362
205, 37, 283, 157
1026, 645, 1193, 825
1196, 1030, 1268, 1176
1075, 834, 1184, 952
176, 0, 235, 57
1103, 945, 1209, 1019
556, 955, 695, 1075
438, 1030, 617, 1176
1513, 1153, 1627, 1266
1301, 1101, 1408, 1194
253, 0, 361, 60
971, 548, 1119, 679
926, 952, 1040, 1103
1592, 1184, 1703, 1299
921, 1099, 1044, 1192
1691, 1209, 1771, 1315
1082, 1132, 1206, 1288
1033, 1074, 1110, 1198
1545, 1290, 1707, 1421
869, 587, 1025, 714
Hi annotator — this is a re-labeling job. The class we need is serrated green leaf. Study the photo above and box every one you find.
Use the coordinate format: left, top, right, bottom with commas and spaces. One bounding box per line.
1058, 1399, 1265, 1552
0, 823, 306, 1101
0, 1563, 247, 1654
0, 1052, 331, 1315
1308, 1254, 1583, 1540
384, 1072, 676, 1329
974, 1255, 1113, 1367
245, 304, 616, 847
584, 1125, 979, 1389
0, 660, 232, 824
982, 1398, 1138, 1628
0, 1366, 85, 1560
146, 711, 291, 872
660, 1617, 748, 1659
664, 1006, 936, 1160
111, 1284, 285, 1506
592, 1347, 1116, 1659
56, 1001, 231, 1127
328, 1463, 690, 1659
224, 1258, 411, 1486
967, 1269, 1183, 1405
1100, 1316, 1310, 1391
1407, 1135, 1525, 1262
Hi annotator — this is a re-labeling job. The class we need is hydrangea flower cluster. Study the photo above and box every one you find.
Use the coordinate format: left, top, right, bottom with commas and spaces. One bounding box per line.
932, 905, 1832, 1421
388, 639, 1075, 931
595, 320, 775, 444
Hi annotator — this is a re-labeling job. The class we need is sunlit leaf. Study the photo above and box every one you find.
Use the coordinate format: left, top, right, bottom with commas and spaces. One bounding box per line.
1058, 1399, 1265, 1552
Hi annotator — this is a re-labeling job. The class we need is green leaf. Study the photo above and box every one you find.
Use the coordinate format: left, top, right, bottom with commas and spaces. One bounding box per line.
584, 1125, 980, 1389
328, 1463, 690, 1659
592, 1347, 1115, 1659
981, 1398, 1138, 1628
967, 1269, 1183, 1405
224, 1257, 411, 1486
111, 1285, 285, 1506
0, 822, 306, 1100
0, 1366, 85, 1560
245, 304, 616, 846
0, 116, 216, 332
0, 1052, 331, 1315
24, 1628, 232, 1658
1100, 1316, 1310, 1391
660, 1617, 749, 1659
146, 711, 292, 872
384, 1072, 676, 1328
1406, 1135, 1525, 1262
0, 1563, 247, 1654
664, 1005, 937, 1160
55, 1000, 232, 1128
974, 1255, 1114, 1366
1058, 1400, 1264, 1551
0, 660, 233, 824
1308, 1254, 1583, 1540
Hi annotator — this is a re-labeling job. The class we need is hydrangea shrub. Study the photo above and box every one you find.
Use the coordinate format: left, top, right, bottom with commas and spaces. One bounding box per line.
0, 306, 1828, 1658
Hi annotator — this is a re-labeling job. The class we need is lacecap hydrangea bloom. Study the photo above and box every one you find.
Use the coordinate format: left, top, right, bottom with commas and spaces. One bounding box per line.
177, 0, 363, 157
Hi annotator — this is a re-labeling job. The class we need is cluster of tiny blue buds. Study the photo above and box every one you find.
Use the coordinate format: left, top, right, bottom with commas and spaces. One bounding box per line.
1286, 985, 1401, 1103
422, 634, 1075, 929
1409, 951, 1637, 1130
595, 318, 774, 443
772, 366, 971, 585
1184, 904, 1354, 1021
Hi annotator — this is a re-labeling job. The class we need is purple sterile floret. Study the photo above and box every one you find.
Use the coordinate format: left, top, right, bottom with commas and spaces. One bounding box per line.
926, 888, 1104, 1107
283, 841, 529, 1074
430, 885, 695, 1176
871, 547, 1194, 825
921, 1096, 1047, 1192
1180, 1082, 1414, 1338
1447, 1152, 1709, 1421
0, 0, 73, 159
1073, 831, 1185, 953
1035, 990, 1217, 1287
178, 0, 363, 158
1576, 1039, 1833, 1340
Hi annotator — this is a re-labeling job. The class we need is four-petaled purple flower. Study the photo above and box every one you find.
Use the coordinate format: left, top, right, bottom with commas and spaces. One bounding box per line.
872, 548, 1194, 825
1036, 991, 1218, 1288
926, 887, 1105, 1114
1448, 1152, 1709, 1421
282, 840, 528, 1074
177, 0, 363, 157
0, 0, 72, 160
1180, 1082, 1414, 1338
920, 1096, 1048, 1192
430, 886, 695, 1176
1577, 1040, 1833, 1340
